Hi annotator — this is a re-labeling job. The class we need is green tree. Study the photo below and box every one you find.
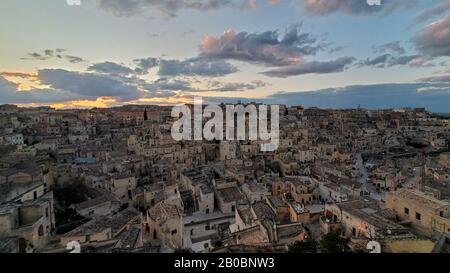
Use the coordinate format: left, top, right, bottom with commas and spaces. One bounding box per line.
288, 239, 318, 253
53, 178, 89, 206
318, 230, 350, 253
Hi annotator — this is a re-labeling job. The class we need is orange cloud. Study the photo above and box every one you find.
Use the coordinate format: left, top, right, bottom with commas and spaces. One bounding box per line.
0, 71, 38, 80
137, 96, 192, 105
15, 97, 121, 109
200, 35, 218, 52
1, 71, 44, 91
49, 97, 118, 109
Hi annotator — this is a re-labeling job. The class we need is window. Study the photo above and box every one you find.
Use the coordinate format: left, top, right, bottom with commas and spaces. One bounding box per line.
440, 211, 444, 217
171, 229, 177, 235
404, 208, 409, 215
416, 212, 421, 221
38, 225, 44, 237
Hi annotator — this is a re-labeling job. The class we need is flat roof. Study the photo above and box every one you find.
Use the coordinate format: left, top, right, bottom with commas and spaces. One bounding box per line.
217, 187, 246, 203
393, 189, 449, 210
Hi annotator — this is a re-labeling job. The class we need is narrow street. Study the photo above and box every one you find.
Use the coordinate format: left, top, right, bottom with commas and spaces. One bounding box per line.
355, 153, 384, 201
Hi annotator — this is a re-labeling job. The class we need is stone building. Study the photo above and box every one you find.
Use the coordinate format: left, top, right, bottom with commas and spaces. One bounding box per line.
147, 202, 183, 250
385, 189, 450, 237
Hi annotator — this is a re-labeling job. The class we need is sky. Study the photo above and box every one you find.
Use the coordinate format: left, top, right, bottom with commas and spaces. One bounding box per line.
1, 0, 450, 111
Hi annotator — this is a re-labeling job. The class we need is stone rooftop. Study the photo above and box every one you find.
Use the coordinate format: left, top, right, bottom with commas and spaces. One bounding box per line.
338, 199, 409, 233
148, 202, 180, 222
267, 196, 288, 208
393, 188, 450, 212
217, 186, 246, 203
252, 201, 277, 222
65, 208, 140, 236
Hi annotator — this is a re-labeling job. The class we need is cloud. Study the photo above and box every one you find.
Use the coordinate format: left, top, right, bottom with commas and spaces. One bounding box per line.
0, 72, 38, 80
143, 78, 193, 92
65, 55, 84, 63
374, 41, 406, 55
22, 52, 48, 61
273, 84, 450, 112
0, 68, 195, 104
88, 62, 135, 75
199, 26, 324, 67
207, 82, 450, 113
142, 90, 178, 98
138, 77, 193, 98
361, 54, 424, 67
0, 76, 19, 93
412, 1, 450, 24
38, 69, 141, 101
198, 26, 355, 77
0, 57, 258, 104
158, 57, 238, 77
21, 49, 85, 63
267, 83, 450, 112
389, 54, 424, 67
261, 57, 355, 77
43, 50, 53, 57
419, 74, 450, 83
141, 77, 267, 94
299, 0, 415, 16
361, 54, 392, 67
133, 57, 159, 74
94, 0, 414, 18
413, 15, 450, 58
0, 76, 78, 104
96, 0, 257, 18
205, 80, 268, 92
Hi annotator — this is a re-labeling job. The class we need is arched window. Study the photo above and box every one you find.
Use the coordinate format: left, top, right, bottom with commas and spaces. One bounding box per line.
38, 225, 44, 237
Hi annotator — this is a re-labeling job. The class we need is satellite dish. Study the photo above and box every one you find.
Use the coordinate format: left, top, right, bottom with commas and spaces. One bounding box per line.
66, 241, 81, 253
367, 241, 381, 253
